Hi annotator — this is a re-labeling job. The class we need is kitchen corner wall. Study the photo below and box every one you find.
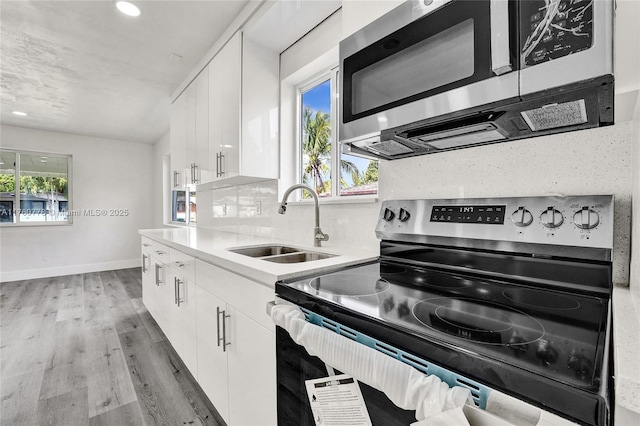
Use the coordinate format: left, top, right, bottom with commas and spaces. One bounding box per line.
0, 125, 154, 282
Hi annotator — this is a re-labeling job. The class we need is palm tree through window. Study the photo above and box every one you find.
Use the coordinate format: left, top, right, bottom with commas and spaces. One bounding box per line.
300, 74, 377, 199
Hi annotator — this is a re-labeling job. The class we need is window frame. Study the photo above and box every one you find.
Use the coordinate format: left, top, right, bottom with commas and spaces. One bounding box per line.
170, 189, 197, 226
295, 66, 378, 203
0, 148, 73, 227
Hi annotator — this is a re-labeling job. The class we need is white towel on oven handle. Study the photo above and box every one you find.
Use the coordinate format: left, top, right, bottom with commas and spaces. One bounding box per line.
271, 303, 473, 422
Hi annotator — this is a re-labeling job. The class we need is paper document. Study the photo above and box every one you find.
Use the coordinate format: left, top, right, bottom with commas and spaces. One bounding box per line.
305, 374, 372, 426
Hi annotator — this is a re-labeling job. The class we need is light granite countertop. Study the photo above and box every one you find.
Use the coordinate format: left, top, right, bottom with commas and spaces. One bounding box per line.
139, 227, 379, 287
613, 284, 640, 425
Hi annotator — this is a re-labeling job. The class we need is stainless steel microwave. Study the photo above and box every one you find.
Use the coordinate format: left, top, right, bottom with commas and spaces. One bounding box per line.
339, 0, 614, 160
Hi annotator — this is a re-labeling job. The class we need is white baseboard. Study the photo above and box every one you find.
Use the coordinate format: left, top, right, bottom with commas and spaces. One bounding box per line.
0, 259, 141, 283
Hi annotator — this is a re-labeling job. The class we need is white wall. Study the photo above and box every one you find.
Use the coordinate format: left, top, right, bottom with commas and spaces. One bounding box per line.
152, 131, 170, 228
0, 125, 154, 282
631, 95, 640, 296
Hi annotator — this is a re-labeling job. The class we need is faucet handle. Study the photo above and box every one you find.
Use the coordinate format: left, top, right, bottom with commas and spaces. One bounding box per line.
315, 229, 329, 246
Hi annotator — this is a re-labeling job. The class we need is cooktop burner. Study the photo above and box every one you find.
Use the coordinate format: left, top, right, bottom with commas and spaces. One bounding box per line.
502, 288, 581, 310
412, 297, 545, 346
309, 274, 390, 296
280, 260, 608, 390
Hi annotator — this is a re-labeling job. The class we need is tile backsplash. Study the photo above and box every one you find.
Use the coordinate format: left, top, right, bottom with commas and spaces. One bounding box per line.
197, 121, 634, 285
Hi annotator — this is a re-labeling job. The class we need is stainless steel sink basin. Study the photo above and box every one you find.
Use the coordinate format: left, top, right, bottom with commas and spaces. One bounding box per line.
228, 244, 335, 263
263, 252, 336, 263
229, 245, 302, 258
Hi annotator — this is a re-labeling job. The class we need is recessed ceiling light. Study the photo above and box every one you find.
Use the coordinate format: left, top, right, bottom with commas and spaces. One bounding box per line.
12, 111, 27, 116
116, 1, 141, 17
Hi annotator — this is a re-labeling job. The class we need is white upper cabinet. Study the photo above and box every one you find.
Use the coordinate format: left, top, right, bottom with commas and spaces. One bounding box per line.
171, 69, 211, 188
209, 32, 241, 181
170, 92, 187, 189
239, 33, 279, 181
208, 31, 279, 187
193, 70, 211, 184
172, 29, 279, 190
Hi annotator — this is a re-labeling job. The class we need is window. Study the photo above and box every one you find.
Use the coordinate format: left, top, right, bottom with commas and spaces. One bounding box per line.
171, 190, 196, 225
0, 149, 72, 226
298, 68, 378, 200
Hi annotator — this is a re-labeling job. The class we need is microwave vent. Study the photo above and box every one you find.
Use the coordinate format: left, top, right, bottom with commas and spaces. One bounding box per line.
520, 99, 587, 132
413, 123, 506, 149
367, 139, 414, 156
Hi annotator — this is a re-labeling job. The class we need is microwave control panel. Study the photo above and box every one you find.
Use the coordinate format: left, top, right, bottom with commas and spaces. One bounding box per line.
521, 0, 594, 67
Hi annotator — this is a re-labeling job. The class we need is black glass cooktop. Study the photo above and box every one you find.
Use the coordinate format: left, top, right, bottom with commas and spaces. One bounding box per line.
279, 260, 608, 391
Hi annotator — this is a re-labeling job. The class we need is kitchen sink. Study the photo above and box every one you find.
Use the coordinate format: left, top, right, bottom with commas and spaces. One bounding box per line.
228, 244, 335, 263
263, 252, 336, 264
229, 245, 302, 258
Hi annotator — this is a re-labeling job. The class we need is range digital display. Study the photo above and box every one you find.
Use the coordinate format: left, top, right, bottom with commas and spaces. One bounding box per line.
431, 205, 506, 224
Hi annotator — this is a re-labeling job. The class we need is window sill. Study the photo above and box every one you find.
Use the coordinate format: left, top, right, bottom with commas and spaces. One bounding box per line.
165, 222, 197, 228
0, 221, 72, 228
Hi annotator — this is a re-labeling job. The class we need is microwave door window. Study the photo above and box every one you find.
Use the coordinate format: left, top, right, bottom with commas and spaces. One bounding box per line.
352, 19, 475, 116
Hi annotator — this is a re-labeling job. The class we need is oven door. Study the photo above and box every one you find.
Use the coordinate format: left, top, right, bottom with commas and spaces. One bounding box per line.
275, 327, 417, 426
339, 0, 519, 144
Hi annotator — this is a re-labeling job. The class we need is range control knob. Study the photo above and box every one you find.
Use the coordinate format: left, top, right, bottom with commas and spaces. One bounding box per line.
511, 206, 533, 227
398, 208, 411, 222
573, 207, 600, 230
383, 208, 395, 222
540, 207, 564, 228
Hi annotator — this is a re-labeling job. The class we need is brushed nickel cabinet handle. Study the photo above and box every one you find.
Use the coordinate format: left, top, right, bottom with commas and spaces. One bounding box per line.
173, 170, 180, 188
193, 163, 199, 184
154, 263, 162, 286
216, 306, 222, 346
217, 306, 231, 351
176, 278, 184, 307
142, 254, 148, 273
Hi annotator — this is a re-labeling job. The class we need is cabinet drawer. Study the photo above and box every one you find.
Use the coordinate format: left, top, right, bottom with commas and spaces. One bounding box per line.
149, 241, 171, 264
196, 259, 274, 332
170, 248, 195, 280
141, 237, 153, 255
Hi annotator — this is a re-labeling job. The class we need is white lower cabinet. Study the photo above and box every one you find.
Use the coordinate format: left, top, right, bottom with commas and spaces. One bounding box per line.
168, 250, 198, 378
140, 240, 277, 426
196, 285, 231, 423
196, 259, 277, 426
227, 306, 277, 426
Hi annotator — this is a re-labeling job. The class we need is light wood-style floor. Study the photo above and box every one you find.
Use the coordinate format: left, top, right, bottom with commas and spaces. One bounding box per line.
0, 268, 225, 425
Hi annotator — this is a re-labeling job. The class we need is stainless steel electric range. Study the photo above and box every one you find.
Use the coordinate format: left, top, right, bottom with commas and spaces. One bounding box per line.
275, 196, 614, 426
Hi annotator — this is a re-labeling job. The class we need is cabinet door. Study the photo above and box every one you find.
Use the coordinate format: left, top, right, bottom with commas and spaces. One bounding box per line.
240, 36, 279, 180
194, 70, 210, 184
170, 92, 187, 189
196, 286, 230, 424
175, 276, 198, 378
227, 307, 277, 426
220, 31, 242, 179
166, 268, 181, 352
208, 53, 223, 180
141, 240, 153, 301
184, 83, 197, 185
152, 258, 172, 340
141, 249, 154, 314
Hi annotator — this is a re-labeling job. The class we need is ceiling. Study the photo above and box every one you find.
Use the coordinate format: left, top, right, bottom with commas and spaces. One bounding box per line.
0, 0, 250, 144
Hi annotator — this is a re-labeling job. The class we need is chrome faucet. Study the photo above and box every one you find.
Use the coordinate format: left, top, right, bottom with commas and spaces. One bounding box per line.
278, 184, 329, 247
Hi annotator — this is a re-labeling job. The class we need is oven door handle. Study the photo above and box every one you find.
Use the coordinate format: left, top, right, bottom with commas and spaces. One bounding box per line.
266, 300, 276, 316
490, 0, 512, 75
